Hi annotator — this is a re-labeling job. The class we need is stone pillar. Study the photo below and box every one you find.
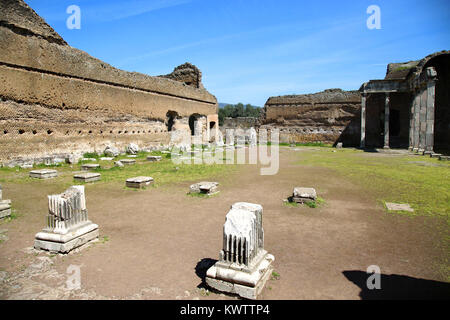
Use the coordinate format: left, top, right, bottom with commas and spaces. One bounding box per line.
360, 93, 366, 148
419, 89, 427, 150
384, 93, 390, 149
413, 92, 420, 150
425, 67, 437, 152
34, 185, 99, 253
408, 93, 415, 150
205, 202, 274, 300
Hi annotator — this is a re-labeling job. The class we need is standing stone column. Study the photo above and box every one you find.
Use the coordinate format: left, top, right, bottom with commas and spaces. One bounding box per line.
384, 93, 390, 149
360, 93, 367, 148
409, 93, 415, 150
425, 67, 437, 152
413, 92, 420, 150
419, 88, 427, 150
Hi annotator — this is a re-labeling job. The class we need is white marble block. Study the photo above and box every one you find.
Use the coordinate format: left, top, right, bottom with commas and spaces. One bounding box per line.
126, 176, 154, 188
34, 185, 99, 253
189, 182, 219, 195
29, 169, 58, 179
292, 187, 317, 203
206, 202, 274, 299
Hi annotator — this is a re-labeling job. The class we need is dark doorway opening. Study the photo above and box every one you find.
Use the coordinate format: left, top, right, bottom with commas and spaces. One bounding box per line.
166, 111, 178, 132
390, 109, 400, 137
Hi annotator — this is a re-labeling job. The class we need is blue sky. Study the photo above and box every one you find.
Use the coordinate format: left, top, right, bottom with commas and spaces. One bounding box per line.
27, 0, 449, 106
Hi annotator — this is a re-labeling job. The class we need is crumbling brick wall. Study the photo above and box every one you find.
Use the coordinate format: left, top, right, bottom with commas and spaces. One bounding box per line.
260, 89, 361, 145
0, 0, 218, 162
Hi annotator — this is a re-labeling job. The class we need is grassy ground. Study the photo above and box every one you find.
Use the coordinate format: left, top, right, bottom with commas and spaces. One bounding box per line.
0, 150, 238, 191
298, 148, 450, 222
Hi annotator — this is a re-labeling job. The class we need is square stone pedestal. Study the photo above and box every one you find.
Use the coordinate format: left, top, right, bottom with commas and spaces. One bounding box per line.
206, 252, 274, 300
29, 169, 58, 179
126, 176, 154, 188
0, 203, 11, 219
74, 172, 101, 182
120, 159, 136, 165
147, 156, 162, 162
34, 222, 99, 253
81, 164, 100, 171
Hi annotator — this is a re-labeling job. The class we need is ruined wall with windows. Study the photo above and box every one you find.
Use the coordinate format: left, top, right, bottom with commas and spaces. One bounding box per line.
0, 0, 218, 163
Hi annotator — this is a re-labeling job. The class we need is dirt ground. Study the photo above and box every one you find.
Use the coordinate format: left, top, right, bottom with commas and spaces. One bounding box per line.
0, 148, 448, 300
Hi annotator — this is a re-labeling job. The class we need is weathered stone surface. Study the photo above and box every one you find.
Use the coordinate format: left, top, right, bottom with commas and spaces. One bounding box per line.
439, 155, 450, 161
249, 127, 257, 146
126, 176, 154, 188
126, 143, 139, 155
0, 203, 11, 219
114, 161, 124, 167
34, 185, 99, 253
385, 202, 414, 212
81, 164, 100, 171
120, 159, 136, 165
336, 142, 343, 149
99, 157, 114, 161
189, 182, 219, 195
206, 202, 273, 300
147, 156, 162, 162
430, 153, 442, 158
292, 187, 317, 203
74, 172, 101, 183
261, 89, 361, 146
29, 169, 58, 179
0, 1, 218, 163
104, 146, 120, 157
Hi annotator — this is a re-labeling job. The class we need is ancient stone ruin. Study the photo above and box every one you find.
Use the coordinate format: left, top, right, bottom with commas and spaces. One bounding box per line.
0, 0, 219, 166
126, 176, 154, 189
29, 169, 58, 179
290, 187, 317, 204
206, 202, 274, 299
189, 182, 219, 196
0, 184, 12, 219
260, 89, 361, 146
34, 185, 99, 253
74, 172, 101, 183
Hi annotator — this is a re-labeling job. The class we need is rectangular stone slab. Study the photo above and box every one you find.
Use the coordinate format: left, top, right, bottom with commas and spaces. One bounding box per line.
0, 203, 11, 219
126, 176, 154, 188
81, 164, 100, 170
34, 223, 99, 253
206, 253, 274, 300
74, 172, 101, 182
147, 156, 162, 162
120, 159, 136, 165
29, 169, 58, 179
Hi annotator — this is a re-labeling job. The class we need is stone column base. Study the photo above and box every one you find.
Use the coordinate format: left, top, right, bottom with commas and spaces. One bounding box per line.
205, 253, 274, 300
34, 222, 99, 253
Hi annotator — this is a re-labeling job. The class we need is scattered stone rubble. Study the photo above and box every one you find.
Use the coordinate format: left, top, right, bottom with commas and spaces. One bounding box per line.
81, 164, 100, 171
147, 156, 162, 162
206, 202, 274, 300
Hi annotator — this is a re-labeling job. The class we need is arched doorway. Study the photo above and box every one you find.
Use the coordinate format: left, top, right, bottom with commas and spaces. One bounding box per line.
166, 111, 178, 132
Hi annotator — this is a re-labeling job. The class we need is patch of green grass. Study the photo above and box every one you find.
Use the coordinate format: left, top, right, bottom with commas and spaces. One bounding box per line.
305, 197, 325, 208
283, 200, 299, 208
299, 149, 450, 222
100, 235, 109, 243
271, 271, 280, 280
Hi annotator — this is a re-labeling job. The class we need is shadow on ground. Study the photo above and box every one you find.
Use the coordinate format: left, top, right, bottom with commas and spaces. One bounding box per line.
195, 258, 217, 289
343, 270, 450, 300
